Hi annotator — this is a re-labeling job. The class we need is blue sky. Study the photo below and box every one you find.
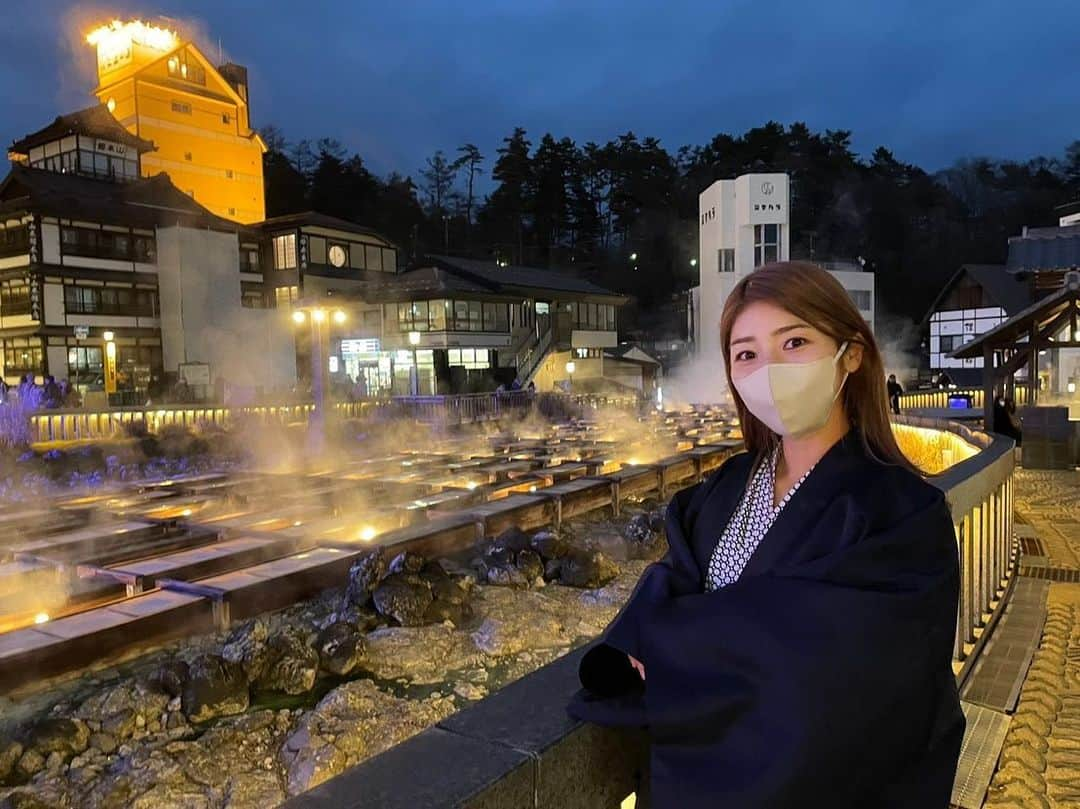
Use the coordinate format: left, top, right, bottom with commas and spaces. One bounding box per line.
3, 0, 1078, 184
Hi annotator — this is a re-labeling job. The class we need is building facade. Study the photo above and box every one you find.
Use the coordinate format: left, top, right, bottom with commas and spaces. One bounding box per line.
1, 108, 293, 399
691, 173, 874, 355
87, 20, 267, 224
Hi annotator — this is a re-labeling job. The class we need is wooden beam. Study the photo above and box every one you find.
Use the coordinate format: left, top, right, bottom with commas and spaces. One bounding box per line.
1036, 306, 1076, 344
983, 344, 994, 431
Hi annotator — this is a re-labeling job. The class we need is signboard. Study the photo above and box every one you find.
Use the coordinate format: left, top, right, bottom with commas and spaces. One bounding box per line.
104, 341, 117, 394
74, 325, 90, 340
94, 140, 130, 158
179, 362, 211, 387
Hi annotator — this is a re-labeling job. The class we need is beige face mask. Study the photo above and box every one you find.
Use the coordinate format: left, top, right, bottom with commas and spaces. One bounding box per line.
734, 342, 849, 437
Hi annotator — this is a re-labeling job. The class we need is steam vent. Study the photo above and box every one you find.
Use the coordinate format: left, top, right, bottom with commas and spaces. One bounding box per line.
0, 11, 1077, 809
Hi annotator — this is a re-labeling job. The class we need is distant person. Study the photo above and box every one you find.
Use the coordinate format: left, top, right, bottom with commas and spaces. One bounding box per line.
936, 370, 953, 389
510, 378, 522, 392
0, 379, 8, 404
42, 375, 61, 409
886, 373, 904, 415
993, 397, 1022, 446
527, 380, 536, 396
569, 261, 964, 806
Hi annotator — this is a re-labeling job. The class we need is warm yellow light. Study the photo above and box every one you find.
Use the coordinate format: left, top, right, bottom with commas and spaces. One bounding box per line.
565, 361, 576, 375
312, 309, 327, 323
102, 331, 115, 341
180, 509, 192, 517
106, 97, 116, 113
408, 331, 421, 346
333, 310, 347, 325
292, 310, 306, 325
359, 526, 377, 542
105, 342, 116, 360
34, 612, 49, 624
465, 481, 478, 490
1069, 382, 1077, 394
627, 458, 639, 466
86, 20, 179, 66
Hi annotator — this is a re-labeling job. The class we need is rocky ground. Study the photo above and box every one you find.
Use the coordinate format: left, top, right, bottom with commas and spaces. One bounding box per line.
982, 469, 1080, 809
0, 504, 666, 808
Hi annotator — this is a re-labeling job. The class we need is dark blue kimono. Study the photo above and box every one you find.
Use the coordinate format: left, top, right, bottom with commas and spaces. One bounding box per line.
568, 430, 965, 808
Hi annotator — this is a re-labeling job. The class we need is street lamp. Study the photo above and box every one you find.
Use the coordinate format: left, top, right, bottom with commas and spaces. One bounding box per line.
565, 359, 575, 391
690, 258, 698, 268
408, 331, 421, 396
291, 302, 347, 455
629, 253, 638, 262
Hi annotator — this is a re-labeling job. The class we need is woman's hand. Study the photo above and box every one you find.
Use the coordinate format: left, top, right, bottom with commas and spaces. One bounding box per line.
628, 654, 646, 681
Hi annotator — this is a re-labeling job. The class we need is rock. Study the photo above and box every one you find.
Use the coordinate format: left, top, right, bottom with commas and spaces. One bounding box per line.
21, 717, 89, 758
344, 549, 387, 607
544, 558, 563, 581
89, 732, 117, 755
0, 741, 23, 784
481, 560, 529, 589
493, 526, 531, 554
362, 624, 481, 684
623, 514, 653, 543
388, 551, 425, 575
428, 575, 473, 607
423, 599, 472, 626
372, 573, 433, 626
167, 712, 187, 731
44, 751, 64, 772
317, 621, 366, 677
530, 530, 569, 561
279, 679, 456, 796
453, 682, 488, 701
558, 550, 620, 588
515, 549, 544, 583
182, 654, 249, 723
623, 515, 665, 561
256, 627, 320, 695
102, 709, 137, 740
151, 659, 190, 698
168, 697, 182, 712
15, 750, 44, 779
646, 507, 667, 532
221, 617, 272, 683
419, 560, 451, 583
75, 681, 168, 727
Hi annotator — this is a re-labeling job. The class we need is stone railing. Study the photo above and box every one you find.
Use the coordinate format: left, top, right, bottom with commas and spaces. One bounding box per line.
285, 417, 1018, 809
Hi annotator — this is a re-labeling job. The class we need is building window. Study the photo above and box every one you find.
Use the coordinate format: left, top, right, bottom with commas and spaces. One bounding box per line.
939, 335, 958, 353
847, 289, 872, 311
222, 113, 231, 124
60, 226, 155, 262
0, 225, 29, 258
0, 280, 31, 316
568, 302, 616, 331
718, 248, 735, 273
241, 282, 267, 309
67, 345, 103, 390
272, 234, 297, 270
274, 286, 299, 307
239, 248, 260, 273
171, 101, 192, 115
447, 348, 490, 369
63, 285, 158, 317
753, 224, 781, 267
167, 52, 206, 85
2, 336, 43, 374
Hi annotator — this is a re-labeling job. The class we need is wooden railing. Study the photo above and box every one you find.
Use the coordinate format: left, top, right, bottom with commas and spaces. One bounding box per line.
900, 385, 1031, 411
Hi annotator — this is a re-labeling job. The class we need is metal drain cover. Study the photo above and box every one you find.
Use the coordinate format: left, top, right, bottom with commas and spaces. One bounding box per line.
951, 700, 1011, 809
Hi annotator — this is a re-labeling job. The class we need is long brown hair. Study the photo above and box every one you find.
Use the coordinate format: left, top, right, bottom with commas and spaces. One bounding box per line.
718, 261, 918, 473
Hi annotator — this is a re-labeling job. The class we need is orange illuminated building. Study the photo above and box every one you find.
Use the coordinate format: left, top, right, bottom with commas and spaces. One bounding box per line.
87, 20, 266, 224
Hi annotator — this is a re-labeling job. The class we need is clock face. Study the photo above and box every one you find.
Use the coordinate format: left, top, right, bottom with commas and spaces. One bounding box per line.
328, 245, 347, 268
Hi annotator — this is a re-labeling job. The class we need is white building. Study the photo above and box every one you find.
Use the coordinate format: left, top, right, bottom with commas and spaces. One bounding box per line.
691, 172, 874, 357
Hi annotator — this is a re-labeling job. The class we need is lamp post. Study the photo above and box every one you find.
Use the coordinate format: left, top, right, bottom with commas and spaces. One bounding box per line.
408, 331, 421, 395
292, 303, 347, 456
565, 359, 575, 392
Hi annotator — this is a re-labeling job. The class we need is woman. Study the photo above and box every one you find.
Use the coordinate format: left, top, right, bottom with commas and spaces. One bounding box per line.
568, 262, 965, 808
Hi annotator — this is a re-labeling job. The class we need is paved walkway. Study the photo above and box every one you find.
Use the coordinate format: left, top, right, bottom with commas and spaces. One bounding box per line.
983, 469, 1080, 809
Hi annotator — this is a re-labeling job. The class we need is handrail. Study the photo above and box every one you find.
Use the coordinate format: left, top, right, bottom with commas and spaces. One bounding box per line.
285, 416, 1019, 809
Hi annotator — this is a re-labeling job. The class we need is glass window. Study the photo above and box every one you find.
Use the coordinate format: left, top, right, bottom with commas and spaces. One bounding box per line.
365, 245, 383, 272
429, 299, 446, 331
753, 225, 781, 267
412, 301, 429, 331
272, 234, 297, 269
483, 302, 497, 331
468, 301, 482, 331
241, 282, 266, 309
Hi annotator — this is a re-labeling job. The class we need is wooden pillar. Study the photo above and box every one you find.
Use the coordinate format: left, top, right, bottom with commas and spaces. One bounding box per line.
1030, 327, 1039, 406
983, 344, 994, 431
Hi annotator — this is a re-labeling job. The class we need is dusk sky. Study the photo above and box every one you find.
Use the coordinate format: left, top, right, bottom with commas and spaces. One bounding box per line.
2, 0, 1077, 186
